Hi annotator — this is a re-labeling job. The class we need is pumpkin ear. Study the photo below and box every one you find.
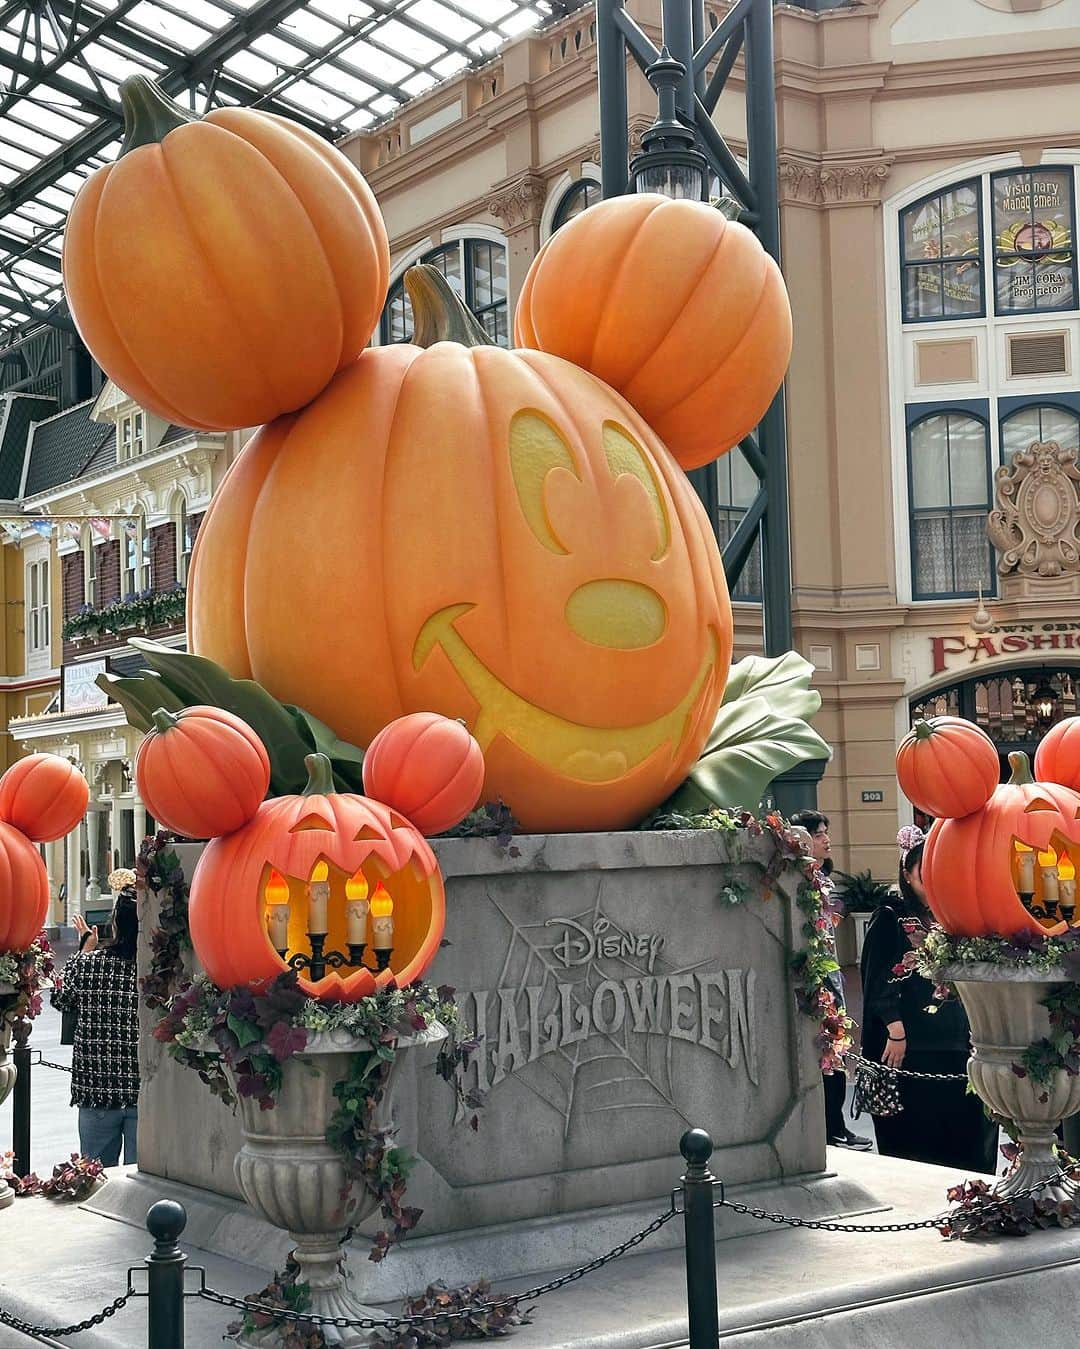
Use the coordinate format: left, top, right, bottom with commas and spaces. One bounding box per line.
1034, 715, 1080, 791
363, 713, 486, 836
135, 706, 270, 840
895, 716, 1000, 820
0, 753, 90, 843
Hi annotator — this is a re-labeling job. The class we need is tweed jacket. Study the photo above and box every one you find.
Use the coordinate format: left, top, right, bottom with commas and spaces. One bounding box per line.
51, 950, 140, 1109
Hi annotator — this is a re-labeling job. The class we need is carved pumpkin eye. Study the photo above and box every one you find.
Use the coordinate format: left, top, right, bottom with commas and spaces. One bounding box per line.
289, 815, 334, 832
1023, 799, 1058, 813
509, 411, 579, 553
602, 422, 670, 561
355, 826, 383, 841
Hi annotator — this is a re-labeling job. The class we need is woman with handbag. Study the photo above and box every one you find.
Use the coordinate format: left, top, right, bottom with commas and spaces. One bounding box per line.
858, 828, 997, 1173
51, 870, 140, 1167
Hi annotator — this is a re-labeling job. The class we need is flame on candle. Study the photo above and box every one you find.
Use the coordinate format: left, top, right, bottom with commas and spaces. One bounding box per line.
1059, 854, 1076, 882
310, 859, 329, 883
345, 870, 369, 902
265, 868, 290, 905
1038, 848, 1058, 868
370, 883, 393, 919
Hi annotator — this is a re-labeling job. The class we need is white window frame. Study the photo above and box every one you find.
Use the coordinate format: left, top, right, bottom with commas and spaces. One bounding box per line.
26, 555, 49, 660
123, 513, 151, 597
175, 495, 192, 585
84, 527, 98, 607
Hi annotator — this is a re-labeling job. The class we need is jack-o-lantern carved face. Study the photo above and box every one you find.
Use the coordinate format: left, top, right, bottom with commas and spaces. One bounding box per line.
921, 753, 1080, 939
188, 269, 732, 834
188, 755, 444, 1002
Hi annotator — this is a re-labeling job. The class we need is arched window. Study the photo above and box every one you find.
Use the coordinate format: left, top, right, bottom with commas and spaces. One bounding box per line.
1001, 404, 1080, 460
552, 179, 600, 233
900, 180, 983, 322
380, 238, 508, 346
123, 511, 150, 597
908, 411, 993, 599
991, 169, 1076, 314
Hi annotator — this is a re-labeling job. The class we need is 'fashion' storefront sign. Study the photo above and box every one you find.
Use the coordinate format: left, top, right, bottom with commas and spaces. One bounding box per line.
931, 623, 1080, 675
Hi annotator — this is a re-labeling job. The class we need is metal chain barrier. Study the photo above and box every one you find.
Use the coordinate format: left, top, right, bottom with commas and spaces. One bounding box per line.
846, 1051, 967, 1083
0, 1289, 134, 1339
716, 1167, 1075, 1234
192, 1205, 680, 1333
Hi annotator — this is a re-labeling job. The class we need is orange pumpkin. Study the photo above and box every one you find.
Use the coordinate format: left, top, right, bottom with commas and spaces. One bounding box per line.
514, 194, 792, 471
188, 754, 444, 1001
895, 716, 1000, 821
0, 753, 89, 843
363, 713, 484, 836
188, 266, 731, 834
135, 706, 271, 840
62, 76, 389, 433
1034, 716, 1080, 792
922, 752, 1080, 938
0, 824, 50, 953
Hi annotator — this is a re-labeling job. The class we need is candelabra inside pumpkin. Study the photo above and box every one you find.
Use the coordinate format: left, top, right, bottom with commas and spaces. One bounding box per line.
264, 861, 400, 982
1013, 844, 1077, 926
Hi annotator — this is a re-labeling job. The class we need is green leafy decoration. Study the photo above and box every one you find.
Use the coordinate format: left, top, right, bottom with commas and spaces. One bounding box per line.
717, 649, 822, 725
95, 639, 366, 796
666, 694, 831, 814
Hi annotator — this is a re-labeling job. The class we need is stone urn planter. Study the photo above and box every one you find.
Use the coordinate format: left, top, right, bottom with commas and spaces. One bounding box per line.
0, 1008, 14, 1211
224, 1024, 446, 1347
943, 963, 1080, 1206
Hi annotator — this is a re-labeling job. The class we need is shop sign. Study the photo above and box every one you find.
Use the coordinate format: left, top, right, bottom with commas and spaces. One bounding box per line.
931, 623, 1080, 676
62, 658, 109, 712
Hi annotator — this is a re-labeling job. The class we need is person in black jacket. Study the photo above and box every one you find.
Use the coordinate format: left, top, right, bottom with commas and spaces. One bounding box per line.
51, 887, 139, 1167
859, 829, 997, 1173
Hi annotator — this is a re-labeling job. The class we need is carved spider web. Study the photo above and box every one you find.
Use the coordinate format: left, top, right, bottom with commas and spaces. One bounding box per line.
482, 879, 716, 1140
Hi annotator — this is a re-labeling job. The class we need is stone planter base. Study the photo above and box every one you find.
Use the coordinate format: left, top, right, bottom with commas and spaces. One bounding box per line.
943, 962, 1080, 1207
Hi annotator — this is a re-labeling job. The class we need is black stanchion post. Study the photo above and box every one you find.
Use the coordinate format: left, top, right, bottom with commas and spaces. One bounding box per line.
146, 1199, 187, 1349
11, 1016, 31, 1178
680, 1127, 720, 1349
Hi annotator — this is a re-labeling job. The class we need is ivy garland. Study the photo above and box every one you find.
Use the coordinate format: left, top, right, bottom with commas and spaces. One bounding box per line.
645, 806, 853, 1070
137, 832, 192, 1012
0, 935, 55, 1024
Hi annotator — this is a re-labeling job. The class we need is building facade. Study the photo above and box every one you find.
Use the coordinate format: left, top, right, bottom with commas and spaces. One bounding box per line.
330, 0, 1080, 877
0, 375, 245, 923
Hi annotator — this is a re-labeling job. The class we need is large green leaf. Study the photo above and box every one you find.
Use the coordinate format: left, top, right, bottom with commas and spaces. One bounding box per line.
96, 671, 184, 734
283, 704, 365, 793
672, 694, 832, 813
718, 651, 821, 727
96, 641, 367, 798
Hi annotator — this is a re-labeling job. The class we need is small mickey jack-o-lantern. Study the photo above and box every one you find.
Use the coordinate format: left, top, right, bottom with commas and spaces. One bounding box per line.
142, 713, 483, 1001
904, 734, 1080, 938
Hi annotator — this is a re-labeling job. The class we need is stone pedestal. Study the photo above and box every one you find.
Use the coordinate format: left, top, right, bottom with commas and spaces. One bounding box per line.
135, 830, 823, 1290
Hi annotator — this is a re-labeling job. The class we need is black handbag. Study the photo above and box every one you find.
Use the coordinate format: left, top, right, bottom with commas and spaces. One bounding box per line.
851, 1058, 902, 1119
59, 1006, 77, 1046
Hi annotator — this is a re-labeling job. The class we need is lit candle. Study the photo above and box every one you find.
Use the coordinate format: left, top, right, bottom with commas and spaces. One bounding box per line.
1039, 848, 1060, 905
345, 869, 369, 945
265, 868, 290, 952
1059, 855, 1076, 916
307, 860, 330, 936
1016, 845, 1036, 894
370, 882, 394, 952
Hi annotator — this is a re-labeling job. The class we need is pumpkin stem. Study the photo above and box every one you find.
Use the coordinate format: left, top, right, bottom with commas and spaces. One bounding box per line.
119, 76, 196, 158
404, 264, 496, 350
1008, 751, 1035, 786
302, 753, 336, 797
150, 708, 180, 735
913, 719, 935, 741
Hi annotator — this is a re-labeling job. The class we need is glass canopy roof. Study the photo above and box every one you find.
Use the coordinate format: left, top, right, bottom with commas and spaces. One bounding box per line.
0, 0, 567, 339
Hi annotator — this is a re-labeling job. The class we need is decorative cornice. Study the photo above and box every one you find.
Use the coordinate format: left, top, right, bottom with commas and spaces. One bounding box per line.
778, 154, 895, 206
486, 172, 547, 229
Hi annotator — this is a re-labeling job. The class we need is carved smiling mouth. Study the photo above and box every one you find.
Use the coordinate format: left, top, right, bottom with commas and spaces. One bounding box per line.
413, 604, 716, 784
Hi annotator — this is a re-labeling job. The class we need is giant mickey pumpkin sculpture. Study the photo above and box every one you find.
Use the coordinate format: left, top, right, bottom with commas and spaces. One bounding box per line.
896, 716, 1080, 938
0, 754, 89, 953
188, 267, 733, 834
138, 711, 483, 1001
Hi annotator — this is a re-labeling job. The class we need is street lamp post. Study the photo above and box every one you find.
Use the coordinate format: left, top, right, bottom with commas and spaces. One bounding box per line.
628, 49, 709, 201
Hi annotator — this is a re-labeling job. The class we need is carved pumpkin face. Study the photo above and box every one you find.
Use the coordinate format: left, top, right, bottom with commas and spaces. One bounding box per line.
188, 756, 444, 1001
189, 301, 732, 833
922, 753, 1080, 938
